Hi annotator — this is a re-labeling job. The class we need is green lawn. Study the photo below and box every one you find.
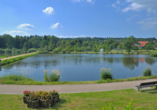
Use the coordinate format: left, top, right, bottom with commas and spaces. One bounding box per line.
0, 89, 157, 110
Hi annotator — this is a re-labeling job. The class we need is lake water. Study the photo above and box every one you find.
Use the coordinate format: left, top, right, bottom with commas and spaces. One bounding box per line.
0, 54, 157, 82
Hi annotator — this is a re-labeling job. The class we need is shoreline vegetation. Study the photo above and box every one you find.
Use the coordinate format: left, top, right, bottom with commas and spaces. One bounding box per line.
46, 50, 157, 55
0, 74, 157, 85
1, 52, 38, 66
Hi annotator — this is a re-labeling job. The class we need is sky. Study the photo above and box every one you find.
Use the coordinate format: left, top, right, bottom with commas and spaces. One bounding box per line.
0, 0, 157, 38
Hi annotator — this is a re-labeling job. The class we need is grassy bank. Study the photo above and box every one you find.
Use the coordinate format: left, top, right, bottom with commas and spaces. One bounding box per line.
1, 52, 38, 66
1, 74, 157, 85
0, 89, 157, 110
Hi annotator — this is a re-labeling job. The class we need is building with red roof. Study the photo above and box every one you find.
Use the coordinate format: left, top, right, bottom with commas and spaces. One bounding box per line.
138, 41, 148, 48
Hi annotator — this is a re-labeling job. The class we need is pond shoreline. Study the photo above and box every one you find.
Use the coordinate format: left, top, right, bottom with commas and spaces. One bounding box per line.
0, 75, 157, 85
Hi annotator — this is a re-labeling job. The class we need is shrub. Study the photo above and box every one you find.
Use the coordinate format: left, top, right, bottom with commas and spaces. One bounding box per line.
66, 51, 71, 53
100, 68, 113, 80
61, 49, 66, 54
143, 66, 152, 76
43, 70, 60, 82
27, 48, 36, 53
53, 49, 58, 53
150, 53, 157, 57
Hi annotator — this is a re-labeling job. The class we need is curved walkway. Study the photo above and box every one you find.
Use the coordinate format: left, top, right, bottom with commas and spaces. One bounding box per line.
0, 78, 157, 94
1, 52, 37, 61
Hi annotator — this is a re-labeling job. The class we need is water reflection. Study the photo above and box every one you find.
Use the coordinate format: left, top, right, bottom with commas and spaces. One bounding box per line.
1, 54, 157, 81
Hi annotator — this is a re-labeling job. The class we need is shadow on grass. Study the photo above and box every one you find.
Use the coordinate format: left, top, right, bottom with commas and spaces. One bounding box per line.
141, 88, 157, 94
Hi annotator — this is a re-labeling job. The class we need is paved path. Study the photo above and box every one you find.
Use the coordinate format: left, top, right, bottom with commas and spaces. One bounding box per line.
1, 52, 37, 61
0, 78, 157, 94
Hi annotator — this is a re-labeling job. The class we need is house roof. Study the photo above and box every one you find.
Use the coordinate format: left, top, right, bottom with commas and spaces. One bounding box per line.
138, 41, 148, 47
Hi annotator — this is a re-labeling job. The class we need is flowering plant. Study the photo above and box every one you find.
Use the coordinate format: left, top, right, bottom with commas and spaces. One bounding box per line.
29, 91, 39, 101
40, 92, 51, 100
23, 91, 31, 96
49, 90, 59, 96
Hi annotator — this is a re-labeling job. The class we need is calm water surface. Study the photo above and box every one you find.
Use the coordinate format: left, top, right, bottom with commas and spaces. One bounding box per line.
0, 54, 157, 81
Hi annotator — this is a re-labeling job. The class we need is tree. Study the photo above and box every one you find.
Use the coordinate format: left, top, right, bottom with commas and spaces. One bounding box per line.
44, 45, 48, 51
23, 42, 29, 50
122, 40, 132, 52
145, 42, 154, 51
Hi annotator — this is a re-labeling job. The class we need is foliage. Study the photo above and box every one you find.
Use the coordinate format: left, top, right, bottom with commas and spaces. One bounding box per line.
43, 70, 60, 82
0, 49, 4, 53
1, 74, 33, 81
61, 49, 66, 53
145, 42, 154, 51
122, 39, 132, 52
99, 68, 113, 80
23, 91, 31, 96
29, 92, 39, 101
0, 34, 156, 53
1, 74, 157, 85
143, 66, 152, 76
53, 49, 58, 53
27, 48, 36, 53
150, 53, 157, 57
49, 90, 59, 96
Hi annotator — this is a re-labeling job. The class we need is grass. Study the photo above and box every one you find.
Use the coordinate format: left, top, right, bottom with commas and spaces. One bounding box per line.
1, 52, 38, 66
1, 74, 157, 85
1, 89, 157, 110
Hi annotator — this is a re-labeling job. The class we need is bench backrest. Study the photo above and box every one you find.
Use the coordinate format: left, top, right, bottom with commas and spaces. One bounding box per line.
140, 81, 157, 86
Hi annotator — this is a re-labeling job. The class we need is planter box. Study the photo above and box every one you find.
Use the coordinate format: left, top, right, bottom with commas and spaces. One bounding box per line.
53, 94, 59, 103
23, 96, 29, 104
27, 100, 39, 108
39, 99, 51, 108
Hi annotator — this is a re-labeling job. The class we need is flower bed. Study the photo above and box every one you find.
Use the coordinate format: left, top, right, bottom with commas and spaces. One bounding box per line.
23, 90, 59, 108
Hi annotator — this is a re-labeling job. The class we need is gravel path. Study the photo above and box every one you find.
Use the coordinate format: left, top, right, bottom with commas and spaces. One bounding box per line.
0, 78, 157, 94
1, 52, 37, 61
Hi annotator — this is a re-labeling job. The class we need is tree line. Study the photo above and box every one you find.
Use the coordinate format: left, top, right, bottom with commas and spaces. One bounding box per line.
0, 34, 157, 53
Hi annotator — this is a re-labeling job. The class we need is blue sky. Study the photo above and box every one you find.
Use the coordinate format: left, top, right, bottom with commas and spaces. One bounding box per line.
0, 0, 157, 38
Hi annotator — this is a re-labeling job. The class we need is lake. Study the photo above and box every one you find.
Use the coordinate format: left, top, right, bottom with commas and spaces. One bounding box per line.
0, 54, 157, 82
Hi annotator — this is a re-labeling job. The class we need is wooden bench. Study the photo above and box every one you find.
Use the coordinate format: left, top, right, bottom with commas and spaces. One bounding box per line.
136, 81, 157, 91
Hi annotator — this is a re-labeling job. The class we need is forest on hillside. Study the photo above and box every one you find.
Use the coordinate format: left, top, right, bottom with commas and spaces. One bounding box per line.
0, 34, 157, 53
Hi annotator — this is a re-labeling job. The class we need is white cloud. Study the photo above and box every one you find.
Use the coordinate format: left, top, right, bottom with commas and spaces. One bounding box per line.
122, 3, 144, 12
137, 17, 157, 29
42, 7, 54, 14
3, 31, 29, 37
122, 0, 157, 14
51, 23, 62, 29
112, 4, 117, 8
17, 23, 35, 30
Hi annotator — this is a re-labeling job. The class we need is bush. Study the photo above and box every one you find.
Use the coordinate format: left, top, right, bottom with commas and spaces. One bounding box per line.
53, 49, 58, 53
27, 48, 36, 53
143, 66, 152, 76
100, 68, 113, 80
0, 49, 4, 53
43, 70, 60, 82
150, 53, 157, 57
61, 49, 66, 54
